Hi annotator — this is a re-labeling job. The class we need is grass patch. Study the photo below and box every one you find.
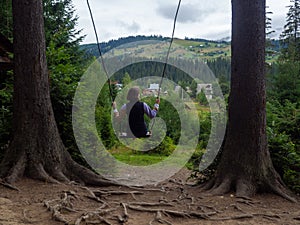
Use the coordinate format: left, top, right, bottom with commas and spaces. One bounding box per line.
112, 152, 167, 166
111, 151, 167, 166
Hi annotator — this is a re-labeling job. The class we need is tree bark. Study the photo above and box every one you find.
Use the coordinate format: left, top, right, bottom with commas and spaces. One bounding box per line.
0, 0, 115, 186
203, 0, 295, 201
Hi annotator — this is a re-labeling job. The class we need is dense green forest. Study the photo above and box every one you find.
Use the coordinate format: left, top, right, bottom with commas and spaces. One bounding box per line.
0, 0, 299, 192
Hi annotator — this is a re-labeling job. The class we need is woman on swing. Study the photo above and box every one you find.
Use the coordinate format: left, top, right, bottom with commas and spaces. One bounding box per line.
113, 86, 160, 138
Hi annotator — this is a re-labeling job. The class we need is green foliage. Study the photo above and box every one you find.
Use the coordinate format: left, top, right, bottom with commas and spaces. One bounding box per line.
255, 2, 300, 193
266, 9, 300, 190
187, 110, 211, 171
266, 66, 300, 193
95, 106, 116, 149
151, 98, 181, 143
279, 0, 300, 61
43, 0, 91, 163
43, 0, 84, 49
95, 83, 117, 149
152, 136, 176, 156
207, 57, 231, 81
122, 72, 132, 86
268, 62, 300, 104
0, 0, 12, 38
0, 71, 13, 159
217, 75, 230, 96
189, 80, 197, 98
196, 90, 209, 106
0, 0, 13, 157
267, 124, 300, 193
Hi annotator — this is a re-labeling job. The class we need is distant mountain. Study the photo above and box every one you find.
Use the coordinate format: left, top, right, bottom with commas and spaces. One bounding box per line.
80, 35, 280, 62
80, 35, 168, 57
217, 36, 231, 42
80, 35, 232, 60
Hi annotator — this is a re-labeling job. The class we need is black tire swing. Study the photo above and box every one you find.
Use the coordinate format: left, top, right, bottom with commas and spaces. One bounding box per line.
86, 0, 182, 138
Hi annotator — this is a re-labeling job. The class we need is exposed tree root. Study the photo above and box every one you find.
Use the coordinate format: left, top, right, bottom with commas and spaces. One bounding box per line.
75, 212, 112, 225
39, 181, 299, 225
197, 204, 222, 214
210, 177, 232, 196
168, 178, 184, 186
209, 214, 254, 221
235, 179, 257, 198
132, 187, 166, 194
44, 190, 118, 225
126, 204, 217, 219
0, 145, 119, 188
127, 202, 174, 207
229, 204, 246, 213
81, 186, 145, 204
28, 163, 60, 184
266, 174, 297, 203
149, 211, 173, 225
65, 155, 119, 187
81, 186, 107, 204
0, 178, 20, 191
119, 202, 129, 223
201, 174, 297, 203
1, 150, 27, 184
236, 198, 257, 206
252, 213, 281, 221
79, 207, 116, 223
294, 215, 300, 221
44, 192, 76, 224
93, 190, 144, 199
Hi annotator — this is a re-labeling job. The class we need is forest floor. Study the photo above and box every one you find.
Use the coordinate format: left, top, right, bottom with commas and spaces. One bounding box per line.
0, 168, 299, 225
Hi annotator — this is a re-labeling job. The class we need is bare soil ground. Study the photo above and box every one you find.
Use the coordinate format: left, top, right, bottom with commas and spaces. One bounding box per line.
0, 169, 299, 225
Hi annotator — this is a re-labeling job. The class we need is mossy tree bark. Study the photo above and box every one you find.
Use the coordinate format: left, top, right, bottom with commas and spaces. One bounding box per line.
203, 0, 295, 202
0, 0, 115, 186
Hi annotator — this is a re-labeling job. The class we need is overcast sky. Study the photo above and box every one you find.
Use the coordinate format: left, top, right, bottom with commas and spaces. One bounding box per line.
72, 0, 290, 44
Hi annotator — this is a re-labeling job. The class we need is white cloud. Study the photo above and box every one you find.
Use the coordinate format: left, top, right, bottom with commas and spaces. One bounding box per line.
266, 0, 289, 38
157, 3, 211, 23
117, 20, 141, 33
72, 0, 289, 43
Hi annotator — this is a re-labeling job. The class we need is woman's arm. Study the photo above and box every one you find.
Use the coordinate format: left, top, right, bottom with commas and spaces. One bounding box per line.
112, 102, 126, 120
143, 98, 160, 119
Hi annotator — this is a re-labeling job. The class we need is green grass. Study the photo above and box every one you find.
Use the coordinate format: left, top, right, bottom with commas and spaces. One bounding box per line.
174, 38, 204, 47
108, 102, 210, 167
111, 152, 167, 166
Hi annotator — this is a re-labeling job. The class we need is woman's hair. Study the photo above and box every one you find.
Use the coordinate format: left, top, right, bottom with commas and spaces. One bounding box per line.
127, 86, 140, 102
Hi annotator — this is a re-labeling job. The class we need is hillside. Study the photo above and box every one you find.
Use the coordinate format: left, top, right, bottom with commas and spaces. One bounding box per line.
80, 35, 280, 62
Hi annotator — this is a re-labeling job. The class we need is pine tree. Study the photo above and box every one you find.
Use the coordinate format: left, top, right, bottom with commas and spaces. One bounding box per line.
43, 0, 84, 49
0, 0, 12, 38
280, 0, 300, 61
203, 0, 295, 201
0, 0, 90, 155
0, 0, 115, 186
265, 6, 276, 58
44, 0, 91, 155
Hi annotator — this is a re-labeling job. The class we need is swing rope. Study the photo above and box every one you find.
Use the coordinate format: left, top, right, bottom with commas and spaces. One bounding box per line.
150, 0, 181, 132
86, 0, 114, 103
86, 0, 182, 136
157, 0, 181, 98
86, 0, 181, 103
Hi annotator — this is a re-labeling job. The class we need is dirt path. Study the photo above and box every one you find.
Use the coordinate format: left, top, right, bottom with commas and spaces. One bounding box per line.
0, 169, 299, 225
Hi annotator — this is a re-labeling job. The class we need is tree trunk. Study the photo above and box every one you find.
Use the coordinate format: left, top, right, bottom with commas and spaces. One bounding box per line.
0, 0, 115, 186
203, 0, 295, 201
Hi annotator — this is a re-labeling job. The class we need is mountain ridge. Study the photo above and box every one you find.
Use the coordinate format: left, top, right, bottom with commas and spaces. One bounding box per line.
80, 35, 280, 62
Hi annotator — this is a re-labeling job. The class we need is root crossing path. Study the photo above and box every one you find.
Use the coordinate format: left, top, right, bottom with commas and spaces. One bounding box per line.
0, 169, 299, 225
